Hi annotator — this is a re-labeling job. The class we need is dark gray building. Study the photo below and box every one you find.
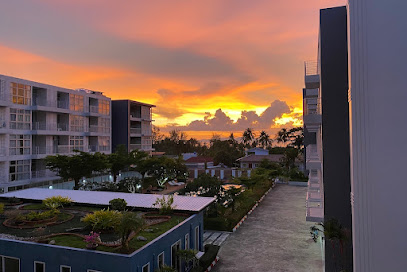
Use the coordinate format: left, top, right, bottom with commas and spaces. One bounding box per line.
111, 100, 155, 153
304, 6, 353, 272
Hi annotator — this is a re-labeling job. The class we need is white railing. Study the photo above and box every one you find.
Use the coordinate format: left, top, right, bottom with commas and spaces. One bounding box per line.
32, 122, 58, 131
31, 170, 56, 179
304, 98, 321, 115
89, 126, 110, 133
129, 144, 141, 150
130, 114, 141, 119
88, 145, 110, 152
89, 105, 99, 113
57, 100, 69, 109
130, 128, 142, 134
70, 126, 85, 132
32, 146, 54, 155
0, 147, 6, 156
305, 60, 319, 76
57, 123, 69, 131
141, 145, 152, 150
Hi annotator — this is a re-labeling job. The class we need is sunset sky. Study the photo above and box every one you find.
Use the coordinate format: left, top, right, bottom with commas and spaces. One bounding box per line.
0, 0, 344, 140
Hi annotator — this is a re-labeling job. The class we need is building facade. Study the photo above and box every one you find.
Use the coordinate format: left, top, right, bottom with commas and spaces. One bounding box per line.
303, 6, 353, 271
0, 75, 111, 193
112, 100, 155, 153
347, 0, 407, 271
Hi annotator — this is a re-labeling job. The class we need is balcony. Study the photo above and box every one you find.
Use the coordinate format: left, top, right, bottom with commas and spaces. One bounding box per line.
306, 145, 321, 170
130, 128, 141, 135
303, 98, 321, 126
89, 126, 110, 134
31, 170, 57, 179
304, 60, 320, 89
88, 145, 110, 152
306, 206, 324, 222
32, 122, 57, 131
0, 147, 6, 157
32, 146, 54, 155
57, 100, 69, 110
89, 106, 99, 114
129, 144, 141, 151
56, 145, 83, 154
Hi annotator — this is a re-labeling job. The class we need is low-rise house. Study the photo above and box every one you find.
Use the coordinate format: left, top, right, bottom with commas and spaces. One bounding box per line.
237, 154, 284, 169
184, 156, 214, 169
245, 147, 269, 156
0, 189, 214, 272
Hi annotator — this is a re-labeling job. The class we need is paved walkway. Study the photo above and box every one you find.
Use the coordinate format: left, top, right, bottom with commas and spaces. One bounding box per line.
204, 231, 231, 246
212, 184, 323, 272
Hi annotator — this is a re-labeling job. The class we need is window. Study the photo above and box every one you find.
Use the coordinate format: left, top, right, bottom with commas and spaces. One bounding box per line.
69, 136, 84, 152
9, 135, 30, 156
11, 82, 31, 105
10, 108, 31, 130
99, 118, 110, 133
142, 263, 150, 272
34, 261, 45, 272
9, 160, 30, 181
98, 100, 110, 115
70, 115, 84, 132
185, 233, 189, 249
0, 255, 20, 272
98, 136, 110, 151
157, 252, 164, 269
171, 240, 181, 272
195, 226, 199, 251
60, 265, 71, 272
69, 94, 84, 112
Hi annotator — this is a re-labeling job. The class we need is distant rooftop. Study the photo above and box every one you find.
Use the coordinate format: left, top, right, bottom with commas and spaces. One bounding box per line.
185, 156, 214, 163
113, 99, 156, 108
237, 154, 284, 163
1, 189, 215, 212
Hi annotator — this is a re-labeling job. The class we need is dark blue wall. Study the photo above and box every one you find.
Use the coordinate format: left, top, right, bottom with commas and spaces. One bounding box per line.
0, 213, 203, 272
320, 6, 353, 271
112, 100, 129, 152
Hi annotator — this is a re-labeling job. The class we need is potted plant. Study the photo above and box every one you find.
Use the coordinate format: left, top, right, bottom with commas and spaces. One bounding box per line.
84, 231, 100, 250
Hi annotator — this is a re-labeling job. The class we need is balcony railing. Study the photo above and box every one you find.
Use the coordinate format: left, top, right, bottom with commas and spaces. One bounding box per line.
89, 105, 99, 113
0, 119, 6, 129
32, 146, 54, 155
129, 144, 141, 150
141, 145, 152, 150
32, 122, 58, 131
89, 126, 110, 133
57, 145, 84, 154
57, 100, 69, 109
57, 123, 69, 131
0, 147, 6, 157
304, 98, 321, 115
305, 60, 319, 76
130, 113, 141, 119
130, 128, 142, 134
70, 126, 85, 132
31, 170, 57, 179
88, 145, 110, 152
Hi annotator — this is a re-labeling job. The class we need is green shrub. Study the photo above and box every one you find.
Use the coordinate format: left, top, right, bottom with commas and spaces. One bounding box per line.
153, 195, 175, 215
198, 245, 220, 270
81, 209, 122, 231
19, 209, 60, 221
109, 198, 127, 211
204, 217, 229, 231
0, 203, 4, 214
116, 212, 144, 251
155, 265, 177, 272
43, 196, 72, 210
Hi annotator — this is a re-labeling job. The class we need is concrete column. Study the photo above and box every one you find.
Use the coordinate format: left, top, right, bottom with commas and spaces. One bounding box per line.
194, 169, 198, 179
220, 170, 224, 180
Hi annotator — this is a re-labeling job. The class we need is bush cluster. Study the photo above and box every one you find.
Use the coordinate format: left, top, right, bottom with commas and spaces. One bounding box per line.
43, 196, 72, 210
153, 195, 175, 215
0, 203, 4, 214
18, 209, 60, 222
81, 209, 122, 231
109, 198, 127, 211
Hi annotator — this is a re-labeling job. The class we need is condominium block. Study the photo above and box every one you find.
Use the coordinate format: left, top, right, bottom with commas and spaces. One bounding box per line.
112, 100, 155, 153
303, 6, 353, 271
0, 75, 111, 193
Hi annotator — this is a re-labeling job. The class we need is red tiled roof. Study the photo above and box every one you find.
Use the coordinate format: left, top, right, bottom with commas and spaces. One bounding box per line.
185, 156, 214, 163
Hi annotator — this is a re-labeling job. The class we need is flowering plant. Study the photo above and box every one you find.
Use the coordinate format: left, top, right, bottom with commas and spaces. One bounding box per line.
84, 231, 100, 248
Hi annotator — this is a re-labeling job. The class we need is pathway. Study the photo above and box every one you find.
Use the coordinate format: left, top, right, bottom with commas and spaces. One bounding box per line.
212, 184, 323, 272
204, 231, 231, 247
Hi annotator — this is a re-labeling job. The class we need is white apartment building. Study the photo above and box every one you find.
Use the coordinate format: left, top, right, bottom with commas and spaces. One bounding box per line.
0, 74, 111, 193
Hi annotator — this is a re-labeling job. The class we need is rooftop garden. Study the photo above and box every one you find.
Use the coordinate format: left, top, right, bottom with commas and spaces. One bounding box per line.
0, 195, 187, 254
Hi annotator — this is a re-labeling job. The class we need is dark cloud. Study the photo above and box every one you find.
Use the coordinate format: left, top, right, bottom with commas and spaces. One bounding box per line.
163, 100, 291, 131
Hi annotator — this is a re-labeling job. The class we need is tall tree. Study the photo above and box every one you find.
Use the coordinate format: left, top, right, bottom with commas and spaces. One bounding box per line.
258, 130, 272, 148
45, 151, 93, 190
242, 128, 255, 147
276, 128, 290, 144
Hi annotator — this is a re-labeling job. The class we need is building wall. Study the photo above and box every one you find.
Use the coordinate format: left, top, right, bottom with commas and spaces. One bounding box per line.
348, 0, 407, 271
0, 75, 111, 193
111, 100, 129, 152
0, 212, 204, 272
319, 6, 353, 271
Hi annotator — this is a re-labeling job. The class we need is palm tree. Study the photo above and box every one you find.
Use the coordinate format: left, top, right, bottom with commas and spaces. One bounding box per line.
116, 212, 145, 252
258, 131, 272, 148
276, 128, 290, 144
228, 133, 238, 146
242, 128, 255, 147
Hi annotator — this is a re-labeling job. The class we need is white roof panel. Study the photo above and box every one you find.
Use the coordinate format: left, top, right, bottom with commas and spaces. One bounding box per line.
1, 188, 215, 212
